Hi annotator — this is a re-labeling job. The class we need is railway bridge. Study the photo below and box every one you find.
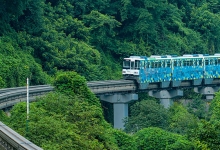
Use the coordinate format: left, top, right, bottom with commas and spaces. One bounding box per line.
88, 79, 220, 128
1, 79, 220, 149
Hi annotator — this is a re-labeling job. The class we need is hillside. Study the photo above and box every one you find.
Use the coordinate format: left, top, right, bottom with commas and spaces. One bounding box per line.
1, 0, 220, 86
1, 0, 220, 149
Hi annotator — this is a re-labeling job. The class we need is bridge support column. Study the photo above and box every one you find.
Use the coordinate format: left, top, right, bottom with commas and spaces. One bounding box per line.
99, 93, 138, 129
159, 99, 173, 109
194, 86, 220, 100
148, 89, 183, 108
113, 103, 128, 129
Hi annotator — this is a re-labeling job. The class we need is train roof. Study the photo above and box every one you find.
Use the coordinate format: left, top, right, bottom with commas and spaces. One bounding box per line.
124, 54, 220, 61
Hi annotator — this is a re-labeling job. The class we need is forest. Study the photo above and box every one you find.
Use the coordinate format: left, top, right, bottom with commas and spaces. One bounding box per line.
1, 0, 220, 149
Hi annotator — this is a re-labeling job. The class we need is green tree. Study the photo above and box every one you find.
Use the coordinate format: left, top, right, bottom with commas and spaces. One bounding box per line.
168, 102, 198, 134
188, 120, 220, 150
9, 92, 119, 150
0, 36, 50, 87
209, 91, 220, 122
9, 0, 45, 35
0, 76, 6, 88
0, 0, 30, 35
0, 110, 8, 123
112, 129, 137, 150
124, 100, 168, 133
189, 3, 220, 53
53, 71, 99, 106
135, 127, 195, 150
182, 89, 208, 119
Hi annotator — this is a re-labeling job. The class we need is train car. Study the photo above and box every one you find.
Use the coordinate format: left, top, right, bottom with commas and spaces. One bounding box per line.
122, 55, 173, 89
122, 54, 220, 89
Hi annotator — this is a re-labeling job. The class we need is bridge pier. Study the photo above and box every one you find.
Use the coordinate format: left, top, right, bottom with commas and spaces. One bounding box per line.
99, 93, 138, 129
148, 89, 183, 108
194, 86, 220, 100
159, 99, 173, 109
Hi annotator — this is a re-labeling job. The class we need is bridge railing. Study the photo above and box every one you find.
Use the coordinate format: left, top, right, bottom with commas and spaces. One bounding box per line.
0, 121, 43, 150
0, 85, 53, 109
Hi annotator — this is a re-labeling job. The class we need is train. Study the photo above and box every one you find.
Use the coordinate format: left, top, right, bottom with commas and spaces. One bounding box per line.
122, 54, 220, 89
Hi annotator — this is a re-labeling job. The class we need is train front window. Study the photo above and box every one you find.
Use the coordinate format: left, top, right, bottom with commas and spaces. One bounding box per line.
123, 60, 131, 69
131, 61, 135, 69
123, 59, 140, 69
135, 60, 140, 69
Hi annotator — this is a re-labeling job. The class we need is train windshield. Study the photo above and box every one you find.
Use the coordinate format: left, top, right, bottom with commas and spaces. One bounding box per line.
135, 60, 140, 69
123, 59, 140, 69
123, 60, 130, 69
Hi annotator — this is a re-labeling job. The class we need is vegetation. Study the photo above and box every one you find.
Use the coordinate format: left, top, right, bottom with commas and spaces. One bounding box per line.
135, 127, 195, 149
1, 0, 220, 149
124, 100, 169, 133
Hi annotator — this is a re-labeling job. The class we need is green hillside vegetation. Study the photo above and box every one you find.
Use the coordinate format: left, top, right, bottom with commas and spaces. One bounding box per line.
0, 71, 208, 149
1, 0, 220, 85
1, 0, 220, 149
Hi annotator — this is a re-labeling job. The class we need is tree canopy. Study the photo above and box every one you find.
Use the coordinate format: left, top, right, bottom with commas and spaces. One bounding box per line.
1, 0, 220, 149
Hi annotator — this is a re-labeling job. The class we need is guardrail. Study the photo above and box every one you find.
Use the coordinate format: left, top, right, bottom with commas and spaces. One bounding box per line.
0, 122, 43, 150
88, 80, 137, 94
0, 85, 54, 109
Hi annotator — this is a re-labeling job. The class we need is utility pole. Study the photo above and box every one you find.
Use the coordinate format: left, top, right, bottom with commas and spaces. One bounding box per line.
26, 78, 29, 138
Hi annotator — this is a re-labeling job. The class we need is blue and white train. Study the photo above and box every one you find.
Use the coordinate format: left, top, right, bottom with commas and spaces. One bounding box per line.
122, 54, 220, 89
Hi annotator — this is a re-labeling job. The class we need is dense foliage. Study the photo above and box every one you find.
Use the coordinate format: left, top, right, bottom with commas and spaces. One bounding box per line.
5, 72, 118, 149
135, 127, 195, 149
124, 99, 168, 132
1, 0, 220, 149
0, 36, 50, 87
1, 0, 220, 83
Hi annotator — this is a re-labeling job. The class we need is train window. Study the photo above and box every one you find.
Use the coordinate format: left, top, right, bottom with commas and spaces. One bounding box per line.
205, 60, 209, 65
151, 62, 156, 68
178, 60, 180, 66
139, 61, 144, 69
211, 59, 213, 65
123, 60, 130, 69
131, 61, 135, 69
183, 60, 187, 66
167, 61, 171, 67
135, 60, 140, 69
161, 61, 165, 67
154, 62, 157, 68
149, 62, 152, 68
146, 62, 151, 68
198, 59, 202, 65
189, 60, 193, 66
157, 62, 161, 68
214, 59, 217, 65
180, 60, 183, 66
195, 59, 198, 65
193, 59, 196, 66
210, 59, 213, 65
218, 59, 220, 64
174, 61, 177, 67
177, 60, 181, 66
